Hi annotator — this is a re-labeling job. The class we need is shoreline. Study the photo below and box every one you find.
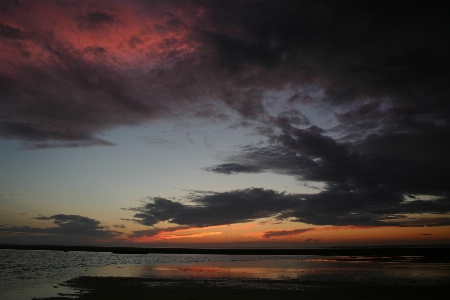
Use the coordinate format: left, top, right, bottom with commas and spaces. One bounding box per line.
35, 276, 450, 300
2, 246, 448, 300
2, 244, 450, 261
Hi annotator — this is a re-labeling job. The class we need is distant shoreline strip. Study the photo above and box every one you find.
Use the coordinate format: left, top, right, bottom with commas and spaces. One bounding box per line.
1, 244, 449, 261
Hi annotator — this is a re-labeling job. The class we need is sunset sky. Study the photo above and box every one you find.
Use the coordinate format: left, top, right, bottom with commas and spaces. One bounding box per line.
1, 0, 449, 247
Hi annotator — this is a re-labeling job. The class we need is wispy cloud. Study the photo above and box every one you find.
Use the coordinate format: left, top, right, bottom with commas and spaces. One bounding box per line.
158, 232, 222, 240
204, 163, 265, 175
261, 226, 390, 239
262, 228, 314, 239
127, 225, 224, 242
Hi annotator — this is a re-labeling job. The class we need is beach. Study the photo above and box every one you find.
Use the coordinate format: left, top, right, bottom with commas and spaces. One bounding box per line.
37, 276, 450, 300
1, 246, 449, 300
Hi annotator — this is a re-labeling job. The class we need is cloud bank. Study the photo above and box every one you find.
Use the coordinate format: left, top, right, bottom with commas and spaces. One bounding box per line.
2, 0, 447, 149
2, 1, 449, 235
129, 188, 450, 228
0, 214, 120, 237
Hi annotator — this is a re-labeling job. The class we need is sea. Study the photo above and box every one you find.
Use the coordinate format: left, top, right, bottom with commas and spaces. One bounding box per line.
1, 249, 450, 300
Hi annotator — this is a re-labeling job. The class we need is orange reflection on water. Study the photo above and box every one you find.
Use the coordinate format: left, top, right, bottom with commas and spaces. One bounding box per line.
90, 258, 450, 285
148, 265, 304, 280
92, 263, 307, 280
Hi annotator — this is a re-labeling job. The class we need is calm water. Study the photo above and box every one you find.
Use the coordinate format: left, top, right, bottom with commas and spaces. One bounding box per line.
1, 249, 449, 300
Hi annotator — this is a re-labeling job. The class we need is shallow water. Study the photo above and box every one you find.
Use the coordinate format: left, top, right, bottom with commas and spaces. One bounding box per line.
1, 249, 449, 300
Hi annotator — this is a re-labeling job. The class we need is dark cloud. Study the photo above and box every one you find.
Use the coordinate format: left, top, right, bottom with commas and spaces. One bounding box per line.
0, 214, 120, 237
227, 120, 254, 129
284, 185, 448, 226
211, 132, 450, 226
222, 122, 450, 203
0, 117, 116, 149
305, 238, 320, 242
262, 228, 313, 239
219, 88, 266, 120
130, 189, 298, 227
201, 0, 449, 101
204, 163, 265, 175
275, 109, 310, 127
0, 22, 22, 39
1, 1, 450, 228
17, 139, 116, 150
354, 130, 450, 169
129, 188, 450, 228
0, 2, 195, 148
2, 0, 448, 151
128, 226, 188, 239
78, 11, 115, 30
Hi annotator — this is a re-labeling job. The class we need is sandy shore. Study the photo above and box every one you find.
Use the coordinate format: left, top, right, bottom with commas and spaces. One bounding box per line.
35, 276, 449, 300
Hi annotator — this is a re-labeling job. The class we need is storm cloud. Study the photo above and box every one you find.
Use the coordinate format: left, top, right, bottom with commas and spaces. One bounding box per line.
1, 1, 449, 235
2, 0, 448, 149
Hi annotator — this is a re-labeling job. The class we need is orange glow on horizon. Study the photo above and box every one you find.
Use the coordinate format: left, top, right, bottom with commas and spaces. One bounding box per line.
122, 220, 450, 246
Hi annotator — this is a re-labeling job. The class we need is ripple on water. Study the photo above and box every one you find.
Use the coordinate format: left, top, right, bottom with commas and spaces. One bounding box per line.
1, 249, 449, 300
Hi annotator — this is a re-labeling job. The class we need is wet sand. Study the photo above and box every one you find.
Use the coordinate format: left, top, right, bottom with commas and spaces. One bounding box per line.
36, 276, 449, 300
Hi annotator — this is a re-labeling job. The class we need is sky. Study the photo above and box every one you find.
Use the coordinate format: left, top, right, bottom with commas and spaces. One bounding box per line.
1, 0, 449, 247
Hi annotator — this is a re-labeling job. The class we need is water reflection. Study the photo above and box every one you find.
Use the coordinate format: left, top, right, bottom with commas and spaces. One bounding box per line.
91, 258, 450, 285
1, 250, 449, 300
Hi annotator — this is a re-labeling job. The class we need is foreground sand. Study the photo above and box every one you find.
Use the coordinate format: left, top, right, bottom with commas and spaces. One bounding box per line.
37, 276, 449, 300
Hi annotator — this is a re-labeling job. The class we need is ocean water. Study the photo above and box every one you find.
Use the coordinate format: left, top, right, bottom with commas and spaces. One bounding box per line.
1, 249, 449, 300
